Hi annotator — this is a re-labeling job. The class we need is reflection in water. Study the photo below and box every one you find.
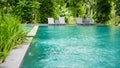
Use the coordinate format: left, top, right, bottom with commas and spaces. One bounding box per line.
21, 26, 120, 68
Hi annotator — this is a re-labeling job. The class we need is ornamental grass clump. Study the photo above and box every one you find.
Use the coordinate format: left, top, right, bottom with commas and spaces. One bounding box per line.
0, 13, 26, 62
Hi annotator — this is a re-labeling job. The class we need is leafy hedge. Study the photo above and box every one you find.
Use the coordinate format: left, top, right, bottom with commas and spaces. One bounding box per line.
39, 0, 54, 23
94, 0, 111, 24
13, 0, 40, 23
115, 0, 120, 16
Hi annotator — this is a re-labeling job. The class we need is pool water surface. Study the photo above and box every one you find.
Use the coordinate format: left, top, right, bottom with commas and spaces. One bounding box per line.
21, 26, 120, 68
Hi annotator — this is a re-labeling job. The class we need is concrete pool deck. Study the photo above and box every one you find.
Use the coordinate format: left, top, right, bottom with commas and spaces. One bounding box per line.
0, 25, 39, 68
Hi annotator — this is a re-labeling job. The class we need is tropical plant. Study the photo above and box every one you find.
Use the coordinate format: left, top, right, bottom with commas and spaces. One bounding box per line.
0, 13, 27, 62
94, 0, 111, 24
13, 0, 40, 23
115, 0, 120, 16
114, 0, 120, 24
39, 0, 54, 23
67, 0, 84, 17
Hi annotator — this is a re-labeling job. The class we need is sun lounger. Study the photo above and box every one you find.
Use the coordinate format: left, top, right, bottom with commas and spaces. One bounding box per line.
48, 18, 55, 25
55, 20, 59, 24
83, 18, 95, 25
86, 18, 95, 25
76, 18, 83, 25
59, 17, 66, 25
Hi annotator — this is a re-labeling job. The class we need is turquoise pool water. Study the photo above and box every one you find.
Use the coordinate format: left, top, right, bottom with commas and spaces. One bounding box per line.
21, 26, 120, 68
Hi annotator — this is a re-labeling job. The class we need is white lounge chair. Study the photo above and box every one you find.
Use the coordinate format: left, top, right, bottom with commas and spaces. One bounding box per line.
86, 18, 95, 25
76, 18, 83, 25
55, 20, 59, 24
59, 17, 66, 25
48, 18, 54, 25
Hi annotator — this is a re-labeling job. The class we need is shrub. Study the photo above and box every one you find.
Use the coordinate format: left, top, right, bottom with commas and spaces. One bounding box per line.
13, 0, 40, 23
0, 13, 27, 62
39, 0, 54, 23
94, 0, 111, 24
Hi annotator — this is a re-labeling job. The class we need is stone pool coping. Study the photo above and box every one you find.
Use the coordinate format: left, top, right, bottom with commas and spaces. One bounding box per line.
0, 25, 39, 68
23, 23, 106, 26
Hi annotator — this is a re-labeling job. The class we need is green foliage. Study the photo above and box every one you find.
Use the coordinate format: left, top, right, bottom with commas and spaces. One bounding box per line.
52, 1, 60, 19
52, 0, 72, 23
59, 4, 72, 23
67, 0, 84, 17
39, 0, 54, 23
108, 1, 120, 25
0, 13, 27, 62
13, 0, 40, 23
0, 0, 6, 8
0, 0, 119, 25
94, 0, 111, 24
115, 0, 120, 16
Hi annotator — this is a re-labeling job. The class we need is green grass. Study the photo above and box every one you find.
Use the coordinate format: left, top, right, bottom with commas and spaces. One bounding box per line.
0, 13, 27, 62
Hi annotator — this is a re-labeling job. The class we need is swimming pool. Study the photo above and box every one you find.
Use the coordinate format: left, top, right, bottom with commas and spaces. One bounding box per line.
21, 26, 120, 68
